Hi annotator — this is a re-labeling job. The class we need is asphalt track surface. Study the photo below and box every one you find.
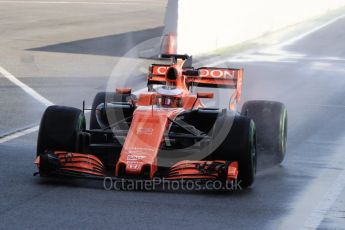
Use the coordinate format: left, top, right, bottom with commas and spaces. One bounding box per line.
1, 1, 345, 229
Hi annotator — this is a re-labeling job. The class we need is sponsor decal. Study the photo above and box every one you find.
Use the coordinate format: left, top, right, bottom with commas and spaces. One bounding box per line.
127, 162, 139, 169
127, 155, 146, 161
126, 147, 154, 155
153, 66, 169, 75
137, 127, 153, 135
199, 69, 236, 79
152, 66, 236, 79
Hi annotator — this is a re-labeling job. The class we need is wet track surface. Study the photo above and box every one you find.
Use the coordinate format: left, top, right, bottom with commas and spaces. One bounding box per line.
1, 1, 345, 229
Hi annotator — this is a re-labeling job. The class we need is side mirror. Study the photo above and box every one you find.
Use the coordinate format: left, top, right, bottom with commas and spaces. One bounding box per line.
197, 92, 214, 99
116, 88, 132, 94
183, 69, 200, 76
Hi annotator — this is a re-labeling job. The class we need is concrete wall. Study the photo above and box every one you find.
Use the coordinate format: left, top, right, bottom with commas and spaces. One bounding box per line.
163, 0, 345, 55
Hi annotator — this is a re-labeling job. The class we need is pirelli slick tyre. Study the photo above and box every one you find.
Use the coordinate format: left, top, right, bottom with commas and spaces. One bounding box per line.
211, 116, 257, 188
241, 100, 287, 165
90, 92, 136, 129
36, 105, 86, 156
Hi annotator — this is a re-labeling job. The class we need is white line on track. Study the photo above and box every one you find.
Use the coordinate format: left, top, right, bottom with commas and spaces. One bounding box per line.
218, 13, 345, 64
0, 66, 54, 143
0, 65, 148, 144
277, 141, 345, 230
0, 126, 39, 144
275, 14, 345, 49
0, 66, 54, 107
303, 168, 345, 229
268, 13, 345, 229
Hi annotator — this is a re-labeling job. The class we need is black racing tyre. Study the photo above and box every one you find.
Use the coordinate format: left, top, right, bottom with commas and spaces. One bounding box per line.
237, 119, 256, 188
89, 92, 136, 129
211, 116, 257, 188
36, 105, 86, 156
241, 100, 287, 165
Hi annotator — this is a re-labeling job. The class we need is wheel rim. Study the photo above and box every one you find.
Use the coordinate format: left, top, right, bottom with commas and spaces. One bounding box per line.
280, 109, 288, 158
252, 133, 257, 174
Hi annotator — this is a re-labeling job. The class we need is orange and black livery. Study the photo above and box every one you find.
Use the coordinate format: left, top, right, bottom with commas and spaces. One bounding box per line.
34, 54, 288, 189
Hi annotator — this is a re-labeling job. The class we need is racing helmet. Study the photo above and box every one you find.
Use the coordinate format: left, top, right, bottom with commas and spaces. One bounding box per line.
156, 86, 183, 107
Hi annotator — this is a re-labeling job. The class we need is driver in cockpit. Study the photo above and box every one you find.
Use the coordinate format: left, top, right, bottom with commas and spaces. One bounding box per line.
156, 86, 183, 108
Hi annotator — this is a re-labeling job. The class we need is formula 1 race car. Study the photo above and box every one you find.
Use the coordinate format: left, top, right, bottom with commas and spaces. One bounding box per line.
34, 54, 287, 189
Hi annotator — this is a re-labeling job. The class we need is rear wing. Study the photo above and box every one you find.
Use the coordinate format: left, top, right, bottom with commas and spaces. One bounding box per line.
191, 67, 244, 107
147, 64, 171, 84
188, 67, 243, 89
147, 65, 243, 104
148, 66, 243, 88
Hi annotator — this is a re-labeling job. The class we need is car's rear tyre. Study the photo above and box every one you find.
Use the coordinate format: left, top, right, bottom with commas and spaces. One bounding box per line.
90, 92, 136, 129
37, 105, 86, 156
211, 116, 257, 188
241, 100, 287, 165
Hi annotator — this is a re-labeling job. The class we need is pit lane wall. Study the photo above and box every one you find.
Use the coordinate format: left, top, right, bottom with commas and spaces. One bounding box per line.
163, 0, 345, 55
